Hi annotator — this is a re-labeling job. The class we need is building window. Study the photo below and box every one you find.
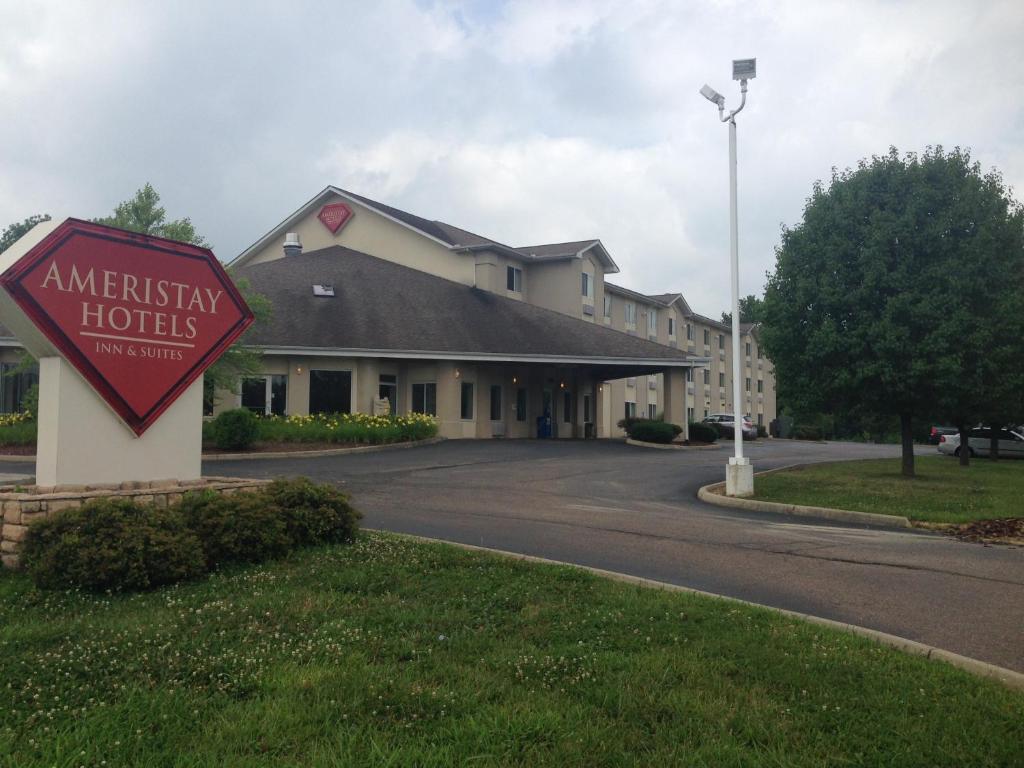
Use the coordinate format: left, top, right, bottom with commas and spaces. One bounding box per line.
460, 382, 474, 420
647, 403, 657, 420
719, 372, 725, 387
757, 379, 763, 393
704, 407, 709, 418
745, 341, 752, 356
703, 328, 710, 345
563, 391, 572, 423
758, 413, 764, 426
309, 370, 351, 414
581, 272, 592, 298
686, 323, 694, 341
668, 317, 675, 336
506, 265, 522, 292
0, 362, 38, 414
648, 309, 657, 335
412, 382, 437, 415
603, 295, 612, 319
687, 407, 694, 423
703, 369, 710, 385
745, 377, 751, 392
489, 384, 502, 421
685, 368, 692, 382
718, 334, 725, 349
625, 302, 636, 325
516, 387, 527, 422
625, 401, 637, 419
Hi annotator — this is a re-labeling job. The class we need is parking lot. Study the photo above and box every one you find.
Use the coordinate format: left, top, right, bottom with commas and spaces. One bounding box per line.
210, 438, 1024, 673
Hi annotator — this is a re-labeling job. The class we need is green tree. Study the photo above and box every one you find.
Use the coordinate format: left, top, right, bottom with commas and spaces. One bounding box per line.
0, 214, 51, 254
721, 294, 764, 326
761, 146, 1024, 477
94, 183, 208, 246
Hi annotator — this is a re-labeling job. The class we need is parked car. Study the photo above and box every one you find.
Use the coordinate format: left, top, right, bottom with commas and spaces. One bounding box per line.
703, 413, 757, 440
927, 425, 958, 445
937, 427, 1024, 458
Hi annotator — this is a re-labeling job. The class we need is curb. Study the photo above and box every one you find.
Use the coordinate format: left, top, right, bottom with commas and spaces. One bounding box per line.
379, 530, 1024, 691
0, 437, 447, 464
625, 438, 722, 451
697, 462, 913, 530
201, 436, 446, 461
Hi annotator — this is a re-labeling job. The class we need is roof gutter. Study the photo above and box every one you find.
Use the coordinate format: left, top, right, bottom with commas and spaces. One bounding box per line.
246, 344, 709, 368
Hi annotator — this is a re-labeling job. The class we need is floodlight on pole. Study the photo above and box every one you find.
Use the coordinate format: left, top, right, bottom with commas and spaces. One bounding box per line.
700, 58, 756, 498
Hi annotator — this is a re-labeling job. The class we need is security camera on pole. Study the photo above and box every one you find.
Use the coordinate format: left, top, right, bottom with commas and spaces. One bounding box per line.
701, 58, 756, 497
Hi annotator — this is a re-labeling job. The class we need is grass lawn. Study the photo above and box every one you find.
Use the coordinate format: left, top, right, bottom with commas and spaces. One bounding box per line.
752, 455, 1024, 524
1, 533, 1021, 767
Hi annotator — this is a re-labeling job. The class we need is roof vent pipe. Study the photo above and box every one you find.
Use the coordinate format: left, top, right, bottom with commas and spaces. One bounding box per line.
283, 232, 302, 257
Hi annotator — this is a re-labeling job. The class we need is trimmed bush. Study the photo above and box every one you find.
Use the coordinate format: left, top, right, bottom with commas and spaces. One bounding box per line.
210, 408, 260, 450
20, 498, 206, 592
177, 490, 291, 569
756, 424, 768, 438
264, 477, 362, 547
629, 421, 677, 444
793, 425, 823, 441
687, 421, 719, 443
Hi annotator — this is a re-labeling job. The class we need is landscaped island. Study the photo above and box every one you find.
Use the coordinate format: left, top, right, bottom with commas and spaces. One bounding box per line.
753, 456, 1023, 525
1, 531, 1020, 766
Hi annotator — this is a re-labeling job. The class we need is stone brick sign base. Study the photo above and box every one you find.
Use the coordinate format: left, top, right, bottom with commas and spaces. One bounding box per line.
0, 476, 270, 570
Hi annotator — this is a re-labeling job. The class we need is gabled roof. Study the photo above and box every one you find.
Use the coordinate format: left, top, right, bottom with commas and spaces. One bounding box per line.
235, 246, 697, 369
231, 186, 618, 273
646, 292, 694, 316
604, 282, 670, 306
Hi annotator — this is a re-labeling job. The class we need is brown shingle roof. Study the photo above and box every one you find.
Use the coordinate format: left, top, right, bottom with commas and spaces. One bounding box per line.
237, 247, 695, 366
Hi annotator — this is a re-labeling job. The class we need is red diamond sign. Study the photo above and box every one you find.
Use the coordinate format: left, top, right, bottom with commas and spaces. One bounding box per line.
317, 203, 353, 234
0, 219, 254, 435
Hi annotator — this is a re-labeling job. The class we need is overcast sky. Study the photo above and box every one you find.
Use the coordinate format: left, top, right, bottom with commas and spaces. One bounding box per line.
1, 0, 1021, 317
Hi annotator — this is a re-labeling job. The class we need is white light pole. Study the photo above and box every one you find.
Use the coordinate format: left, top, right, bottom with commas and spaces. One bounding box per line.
701, 58, 756, 497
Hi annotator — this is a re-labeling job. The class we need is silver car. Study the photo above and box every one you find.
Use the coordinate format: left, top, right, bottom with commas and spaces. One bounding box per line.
937, 427, 1024, 458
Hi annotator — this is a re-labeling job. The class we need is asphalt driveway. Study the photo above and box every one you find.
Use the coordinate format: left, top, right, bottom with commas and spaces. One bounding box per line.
208, 438, 1024, 673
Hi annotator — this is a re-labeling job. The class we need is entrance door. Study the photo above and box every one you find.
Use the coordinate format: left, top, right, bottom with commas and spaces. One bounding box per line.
540, 388, 554, 438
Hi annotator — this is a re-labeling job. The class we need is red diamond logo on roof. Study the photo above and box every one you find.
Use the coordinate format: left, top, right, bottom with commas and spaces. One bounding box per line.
0, 219, 254, 435
318, 203, 354, 234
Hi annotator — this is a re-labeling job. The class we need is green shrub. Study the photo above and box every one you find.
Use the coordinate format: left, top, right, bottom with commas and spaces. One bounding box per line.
756, 424, 768, 438
629, 421, 677, 444
264, 477, 362, 547
669, 423, 684, 437
210, 408, 260, 450
616, 416, 648, 433
687, 422, 719, 443
793, 425, 823, 441
177, 490, 291, 569
20, 498, 206, 592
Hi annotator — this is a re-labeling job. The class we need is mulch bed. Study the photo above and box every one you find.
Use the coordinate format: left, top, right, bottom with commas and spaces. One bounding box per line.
944, 517, 1024, 547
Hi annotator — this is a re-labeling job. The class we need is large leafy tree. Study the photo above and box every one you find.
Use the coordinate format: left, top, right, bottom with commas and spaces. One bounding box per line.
761, 146, 1024, 477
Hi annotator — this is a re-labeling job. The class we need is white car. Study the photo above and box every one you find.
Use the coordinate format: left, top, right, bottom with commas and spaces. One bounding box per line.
937, 427, 1024, 458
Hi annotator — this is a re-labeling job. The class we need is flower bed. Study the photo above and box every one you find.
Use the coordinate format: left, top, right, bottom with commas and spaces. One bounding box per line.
0, 412, 36, 447
204, 412, 439, 447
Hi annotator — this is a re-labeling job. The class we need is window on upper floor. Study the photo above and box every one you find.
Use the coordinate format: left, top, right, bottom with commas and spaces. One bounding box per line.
581, 272, 593, 298
686, 323, 694, 341
745, 341, 751, 356
506, 265, 522, 292
745, 377, 751, 392
603, 294, 612, 319
624, 302, 636, 325
719, 372, 725, 387
648, 309, 657, 335
703, 328, 710, 345
668, 317, 675, 336
703, 369, 710, 385
718, 334, 725, 349
757, 379, 763, 393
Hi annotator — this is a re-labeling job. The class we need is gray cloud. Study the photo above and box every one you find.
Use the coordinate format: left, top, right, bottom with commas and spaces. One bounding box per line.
1, 0, 1021, 317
